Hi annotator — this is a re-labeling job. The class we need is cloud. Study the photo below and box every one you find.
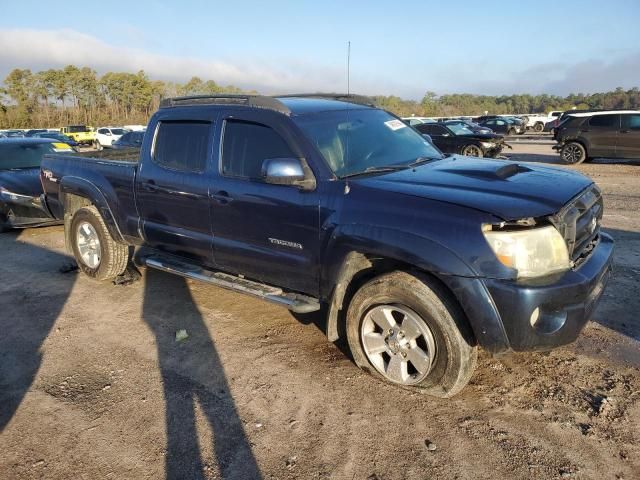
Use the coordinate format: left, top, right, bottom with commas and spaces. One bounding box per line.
0, 28, 637, 99
423, 53, 640, 97
0, 28, 402, 96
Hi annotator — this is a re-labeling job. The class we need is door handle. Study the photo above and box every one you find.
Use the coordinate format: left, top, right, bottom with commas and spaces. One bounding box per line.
141, 181, 160, 192
211, 191, 233, 204
621, 129, 631, 134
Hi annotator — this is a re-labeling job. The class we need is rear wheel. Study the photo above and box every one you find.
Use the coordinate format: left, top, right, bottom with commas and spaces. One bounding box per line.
561, 142, 587, 164
534, 122, 544, 132
462, 144, 484, 158
70, 206, 128, 280
346, 271, 477, 397
507, 128, 516, 135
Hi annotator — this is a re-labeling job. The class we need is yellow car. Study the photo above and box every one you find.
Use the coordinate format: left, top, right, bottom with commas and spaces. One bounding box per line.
60, 125, 96, 145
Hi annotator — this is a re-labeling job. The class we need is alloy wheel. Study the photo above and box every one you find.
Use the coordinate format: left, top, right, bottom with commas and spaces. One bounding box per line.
360, 305, 436, 385
76, 221, 101, 268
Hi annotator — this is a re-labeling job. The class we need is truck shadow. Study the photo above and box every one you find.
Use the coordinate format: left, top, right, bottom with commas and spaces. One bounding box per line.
0, 228, 77, 432
142, 268, 262, 480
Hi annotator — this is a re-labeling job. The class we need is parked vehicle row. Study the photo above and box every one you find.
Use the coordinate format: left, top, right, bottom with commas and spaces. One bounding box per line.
25, 93, 613, 397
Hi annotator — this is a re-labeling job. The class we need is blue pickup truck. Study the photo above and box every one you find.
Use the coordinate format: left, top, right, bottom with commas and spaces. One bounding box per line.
40, 94, 613, 397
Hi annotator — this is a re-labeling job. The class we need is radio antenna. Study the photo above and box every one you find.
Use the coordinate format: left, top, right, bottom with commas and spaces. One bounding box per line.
347, 41, 351, 94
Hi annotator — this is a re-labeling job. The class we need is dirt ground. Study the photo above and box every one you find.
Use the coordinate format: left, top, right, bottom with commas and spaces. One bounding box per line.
1, 139, 639, 480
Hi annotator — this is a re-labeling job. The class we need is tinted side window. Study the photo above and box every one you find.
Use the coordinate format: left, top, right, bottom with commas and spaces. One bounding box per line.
589, 115, 619, 128
153, 121, 210, 172
222, 120, 294, 179
430, 125, 448, 135
622, 114, 640, 130
416, 124, 433, 134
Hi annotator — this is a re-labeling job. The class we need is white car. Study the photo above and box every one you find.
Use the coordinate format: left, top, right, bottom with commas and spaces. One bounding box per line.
402, 116, 437, 126
94, 127, 127, 150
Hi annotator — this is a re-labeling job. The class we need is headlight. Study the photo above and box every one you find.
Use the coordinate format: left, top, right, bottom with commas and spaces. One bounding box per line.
480, 142, 496, 149
482, 225, 570, 278
0, 186, 35, 202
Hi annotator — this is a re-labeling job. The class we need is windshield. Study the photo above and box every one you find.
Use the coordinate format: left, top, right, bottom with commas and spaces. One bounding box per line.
447, 123, 475, 135
294, 109, 442, 177
0, 143, 57, 169
67, 125, 90, 133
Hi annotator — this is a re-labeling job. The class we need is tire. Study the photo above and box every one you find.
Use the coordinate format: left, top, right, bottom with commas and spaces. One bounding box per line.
462, 144, 484, 158
345, 271, 477, 398
561, 141, 587, 164
507, 128, 516, 136
70, 206, 129, 281
94, 140, 103, 151
534, 122, 544, 133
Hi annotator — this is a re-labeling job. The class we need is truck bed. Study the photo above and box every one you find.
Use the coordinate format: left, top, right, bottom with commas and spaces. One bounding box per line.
41, 150, 141, 240
71, 148, 140, 163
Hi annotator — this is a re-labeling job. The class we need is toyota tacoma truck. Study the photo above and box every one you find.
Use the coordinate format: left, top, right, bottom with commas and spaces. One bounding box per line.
40, 94, 614, 397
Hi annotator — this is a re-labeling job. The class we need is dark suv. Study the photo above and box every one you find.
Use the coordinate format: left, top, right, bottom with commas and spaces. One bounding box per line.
554, 111, 640, 164
41, 94, 614, 397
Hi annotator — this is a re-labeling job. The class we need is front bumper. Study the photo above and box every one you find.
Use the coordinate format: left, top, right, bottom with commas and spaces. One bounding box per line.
483, 232, 614, 351
444, 232, 614, 353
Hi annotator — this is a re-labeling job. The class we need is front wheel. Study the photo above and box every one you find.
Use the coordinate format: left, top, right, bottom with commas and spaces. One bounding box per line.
507, 128, 516, 135
346, 271, 477, 397
70, 206, 129, 280
561, 142, 587, 164
94, 141, 103, 151
462, 144, 484, 158
534, 122, 544, 133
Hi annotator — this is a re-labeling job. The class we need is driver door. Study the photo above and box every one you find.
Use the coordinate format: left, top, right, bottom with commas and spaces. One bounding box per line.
210, 110, 321, 295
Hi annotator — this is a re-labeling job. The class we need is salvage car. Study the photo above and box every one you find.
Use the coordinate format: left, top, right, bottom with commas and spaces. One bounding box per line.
0, 138, 73, 231
415, 122, 506, 158
94, 127, 127, 150
34, 132, 79, 149
476, 117, 524, 135
60, 125, 95, 145
112, 130, 145, 149
443, 119, 494, 135
40, 94, 613, 397
553, 111, 640, 164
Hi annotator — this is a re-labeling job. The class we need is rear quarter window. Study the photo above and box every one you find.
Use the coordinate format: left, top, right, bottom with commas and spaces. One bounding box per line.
588, 115, 619, 128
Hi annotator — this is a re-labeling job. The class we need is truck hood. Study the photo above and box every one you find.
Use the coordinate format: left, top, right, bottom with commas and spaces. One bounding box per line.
355, 156, 592, 220
0, 168, 42, 197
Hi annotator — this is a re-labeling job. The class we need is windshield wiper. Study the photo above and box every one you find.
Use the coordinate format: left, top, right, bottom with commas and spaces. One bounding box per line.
340, 165, 408, 179
403, 156, 440, 167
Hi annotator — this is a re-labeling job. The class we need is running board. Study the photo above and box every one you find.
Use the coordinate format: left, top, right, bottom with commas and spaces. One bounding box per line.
144, 256, 321, 313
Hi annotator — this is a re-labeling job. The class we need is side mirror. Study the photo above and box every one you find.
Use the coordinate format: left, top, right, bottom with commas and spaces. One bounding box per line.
106, 132, 112, 136
261, 157, 316, 191
421, 133, 433, 143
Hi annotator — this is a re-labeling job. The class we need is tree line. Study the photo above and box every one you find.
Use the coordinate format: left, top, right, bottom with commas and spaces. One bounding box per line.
1, 65, 639, 128
0, 66, 253, 129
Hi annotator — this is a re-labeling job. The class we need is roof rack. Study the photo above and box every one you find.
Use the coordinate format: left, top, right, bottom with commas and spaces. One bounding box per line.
275, 93, 377, 108
160, 95, 291, 115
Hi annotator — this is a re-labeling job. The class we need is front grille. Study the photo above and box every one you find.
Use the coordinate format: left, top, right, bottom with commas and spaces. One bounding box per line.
552, 185, 603, 265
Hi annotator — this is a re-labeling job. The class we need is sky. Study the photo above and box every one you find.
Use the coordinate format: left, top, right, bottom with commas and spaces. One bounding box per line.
0, 0, 639, 99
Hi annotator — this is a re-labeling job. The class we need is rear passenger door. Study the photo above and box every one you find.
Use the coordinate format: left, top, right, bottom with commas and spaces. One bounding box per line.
209, 110, 320, 295
136, 113, 215, 263
585, 114, 620, 157
618, 114, 640, 158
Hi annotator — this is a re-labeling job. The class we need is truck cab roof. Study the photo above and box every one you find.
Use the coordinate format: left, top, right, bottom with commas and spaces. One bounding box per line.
159, 93, 376, 117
